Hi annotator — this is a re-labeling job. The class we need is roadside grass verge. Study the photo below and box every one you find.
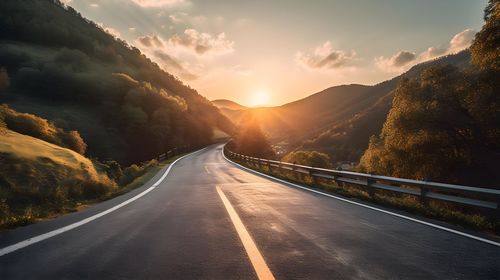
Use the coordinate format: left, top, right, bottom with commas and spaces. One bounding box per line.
0, 157, 178, 230
0, 130, 189, 230
231, 159, 500, 236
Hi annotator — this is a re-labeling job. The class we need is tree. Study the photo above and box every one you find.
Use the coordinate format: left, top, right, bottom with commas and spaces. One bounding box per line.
282, 151, 332, 168
359, 1, 500, 187
359, 65, 499, 186
470, 0, 500, 71
232, 117, 275, 159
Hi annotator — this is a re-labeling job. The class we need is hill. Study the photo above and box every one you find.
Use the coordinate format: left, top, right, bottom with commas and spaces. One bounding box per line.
0, 0, 234, 165
219, 51, 471, 162
0, 128, 115, 228
212, 99, 248, 111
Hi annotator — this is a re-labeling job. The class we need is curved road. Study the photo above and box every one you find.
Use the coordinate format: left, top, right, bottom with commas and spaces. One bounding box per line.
1, 144, 499, 279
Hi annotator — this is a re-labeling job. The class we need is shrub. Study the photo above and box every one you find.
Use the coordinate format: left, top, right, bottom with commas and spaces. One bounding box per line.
0, 104, 87, 154
119, 159, 159, 186
282, 150, 333, 168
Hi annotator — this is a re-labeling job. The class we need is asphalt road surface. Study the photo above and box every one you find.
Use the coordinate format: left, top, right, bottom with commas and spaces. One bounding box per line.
1, 144, 499, 279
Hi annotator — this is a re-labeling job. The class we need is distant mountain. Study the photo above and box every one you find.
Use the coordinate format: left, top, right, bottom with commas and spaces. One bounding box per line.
212, 99, 248, 111
218, 51, 471, 162
0, 0, 234, 165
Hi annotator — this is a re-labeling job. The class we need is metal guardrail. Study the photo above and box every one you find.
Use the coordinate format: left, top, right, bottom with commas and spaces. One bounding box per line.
224, 148, 500, 212
158, 145, 194, 161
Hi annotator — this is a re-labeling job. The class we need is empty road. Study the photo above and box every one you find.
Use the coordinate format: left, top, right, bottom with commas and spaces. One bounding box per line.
0, 144, 499, 279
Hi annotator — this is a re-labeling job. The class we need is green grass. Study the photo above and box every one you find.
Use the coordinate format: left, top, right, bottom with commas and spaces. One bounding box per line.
232, 159, 500, 236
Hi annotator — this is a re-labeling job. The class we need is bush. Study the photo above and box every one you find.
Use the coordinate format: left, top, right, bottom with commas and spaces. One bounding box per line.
231, 117, 275, 159
98, 160, 123, 182
119, 159, 159, 186
0, 104, 87, 154
282, 150, 333, 168
0, 151, 116, 229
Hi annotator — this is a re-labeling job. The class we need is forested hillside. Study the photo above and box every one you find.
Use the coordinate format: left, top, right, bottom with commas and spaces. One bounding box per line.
0, 0, 234, 165
359, 0, 499, 187
214, 51, 471, 163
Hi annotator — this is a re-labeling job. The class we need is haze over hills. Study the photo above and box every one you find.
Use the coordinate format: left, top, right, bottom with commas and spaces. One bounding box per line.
213, 51, 471, 162
211, 99, 248, 111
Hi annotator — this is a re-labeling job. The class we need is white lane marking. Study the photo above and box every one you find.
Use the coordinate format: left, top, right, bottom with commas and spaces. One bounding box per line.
221, 149, 500, 247
216, 186, 275, 280
0, 147, 209, 257
204, 165, 211, 174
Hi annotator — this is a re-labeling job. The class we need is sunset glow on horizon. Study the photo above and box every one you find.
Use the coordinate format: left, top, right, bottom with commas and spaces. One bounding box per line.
66, 0, 487, 106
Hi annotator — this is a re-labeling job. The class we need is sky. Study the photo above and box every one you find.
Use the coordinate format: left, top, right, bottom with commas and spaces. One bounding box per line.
63, 0, 487, 106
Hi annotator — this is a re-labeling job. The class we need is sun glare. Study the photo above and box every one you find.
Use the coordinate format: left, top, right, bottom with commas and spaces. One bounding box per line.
249, 90, 270, 107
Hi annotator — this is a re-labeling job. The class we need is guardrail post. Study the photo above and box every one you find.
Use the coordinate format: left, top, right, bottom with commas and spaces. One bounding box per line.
420, 187, 429, 208
495, 196, 500, 219
291, 163, 298, 181
333, 175, 341, 188
309, 168, 318, 188
366, 178, 375, 198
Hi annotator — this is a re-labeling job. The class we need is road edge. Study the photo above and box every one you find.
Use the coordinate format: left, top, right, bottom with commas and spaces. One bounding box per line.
221, 147, 500, 247
0, 146, 209, 257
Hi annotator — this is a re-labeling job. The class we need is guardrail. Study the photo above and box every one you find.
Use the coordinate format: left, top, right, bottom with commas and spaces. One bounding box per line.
224, 147, 500, 213
158, 145, 196, 161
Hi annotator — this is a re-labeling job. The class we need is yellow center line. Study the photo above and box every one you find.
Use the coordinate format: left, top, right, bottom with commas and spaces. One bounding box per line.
216, 186, 275, 280
204, 165, 211, 174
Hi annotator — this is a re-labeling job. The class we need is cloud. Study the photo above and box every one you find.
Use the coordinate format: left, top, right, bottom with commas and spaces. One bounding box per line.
90, 3, 99, 8
448, 28, 476, 53
376, 28, 476, 73
137, 35, 165, 48
375, 51, 416, 72
295, 41, 356, 71
96, 22, 120, 38
131, 0, 189, 8
419, 47, 447, 61
135, 35, 198, 81
169, 12, 189, 24
167, 29, 234, 56
104, 27, 120, 38
153, 51, 198, 80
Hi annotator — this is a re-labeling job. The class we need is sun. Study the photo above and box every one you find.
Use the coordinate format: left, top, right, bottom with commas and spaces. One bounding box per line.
249, 89, 270, 107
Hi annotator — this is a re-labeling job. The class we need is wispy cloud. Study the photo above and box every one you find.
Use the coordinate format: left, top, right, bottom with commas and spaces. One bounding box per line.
137, 35, 164, 48
375, 51, 417, 73
97, 22, 120, 38
376, 28, 476, 73
167, 29, 234, 56
135, 34, 198, 80
448, 29, 476, 54
295, 41, 357, 71
130, 0, 190, 8
153, 51, 198, 80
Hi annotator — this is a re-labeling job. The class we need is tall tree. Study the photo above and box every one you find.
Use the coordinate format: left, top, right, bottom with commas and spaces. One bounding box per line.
232, 116, 276, 159
470, 0, 500, 70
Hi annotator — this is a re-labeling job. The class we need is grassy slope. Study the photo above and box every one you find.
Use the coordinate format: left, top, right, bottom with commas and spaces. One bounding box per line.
0, 130, 111, 184
0, 129, 188, 230
0, 130, 116, 228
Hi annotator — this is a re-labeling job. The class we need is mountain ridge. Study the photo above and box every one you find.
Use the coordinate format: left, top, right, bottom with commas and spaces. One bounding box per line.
216, 51, 471, 162
0, 0, 235, 165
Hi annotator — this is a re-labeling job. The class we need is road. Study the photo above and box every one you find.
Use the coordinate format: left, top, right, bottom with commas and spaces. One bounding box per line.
0, 144, 499, 279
